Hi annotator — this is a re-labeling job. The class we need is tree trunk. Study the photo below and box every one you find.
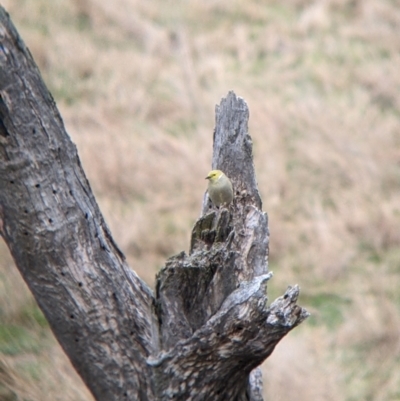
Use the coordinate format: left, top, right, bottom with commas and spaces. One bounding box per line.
0, 7, 308, 401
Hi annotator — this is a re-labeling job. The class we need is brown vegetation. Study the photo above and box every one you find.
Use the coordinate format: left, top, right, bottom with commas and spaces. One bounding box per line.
1, 0, 400, 400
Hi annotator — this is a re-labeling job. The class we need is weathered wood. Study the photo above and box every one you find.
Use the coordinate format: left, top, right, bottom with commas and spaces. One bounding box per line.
0, 8, 156, 401
0, 6, 309, 401
155, 92, 308, 401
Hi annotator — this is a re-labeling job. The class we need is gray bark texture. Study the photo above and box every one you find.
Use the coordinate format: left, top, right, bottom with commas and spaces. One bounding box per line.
0, 7, 309, 401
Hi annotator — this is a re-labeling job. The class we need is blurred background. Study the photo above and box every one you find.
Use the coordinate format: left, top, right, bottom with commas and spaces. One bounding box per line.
1, 0, 400, 400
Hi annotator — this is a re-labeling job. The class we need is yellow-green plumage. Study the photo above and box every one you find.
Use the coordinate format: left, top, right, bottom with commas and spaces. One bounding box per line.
205, 170, 233, 207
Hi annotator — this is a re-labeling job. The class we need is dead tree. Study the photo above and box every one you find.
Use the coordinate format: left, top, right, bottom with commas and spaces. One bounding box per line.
0, 7, 308, 401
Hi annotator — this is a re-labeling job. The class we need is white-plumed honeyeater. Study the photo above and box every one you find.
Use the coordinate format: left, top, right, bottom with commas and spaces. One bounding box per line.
205, 170, 234, 207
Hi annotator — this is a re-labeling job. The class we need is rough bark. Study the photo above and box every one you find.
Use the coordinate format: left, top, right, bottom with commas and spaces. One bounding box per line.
154, 93, 308, 400
0, 8, 156, 400
0, 6, 309, 401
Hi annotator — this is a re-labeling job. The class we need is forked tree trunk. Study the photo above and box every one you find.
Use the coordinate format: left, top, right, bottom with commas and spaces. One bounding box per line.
0, 7, 308, 401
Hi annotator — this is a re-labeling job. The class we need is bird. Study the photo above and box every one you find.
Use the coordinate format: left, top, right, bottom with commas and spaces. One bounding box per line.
205, 170, 234, 207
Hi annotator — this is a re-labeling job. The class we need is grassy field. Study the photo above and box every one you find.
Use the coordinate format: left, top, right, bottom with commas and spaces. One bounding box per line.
1, 0, 400, 399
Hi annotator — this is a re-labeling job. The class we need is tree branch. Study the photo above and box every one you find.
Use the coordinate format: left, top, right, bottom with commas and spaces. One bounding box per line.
155, 91, 309, 400
0, 8, 156, 400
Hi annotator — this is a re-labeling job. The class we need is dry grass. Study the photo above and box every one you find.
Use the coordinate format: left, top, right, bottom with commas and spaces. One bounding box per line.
1, 0, 400, 399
